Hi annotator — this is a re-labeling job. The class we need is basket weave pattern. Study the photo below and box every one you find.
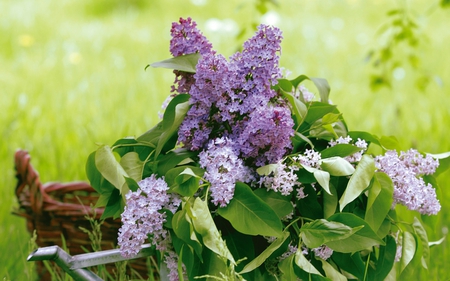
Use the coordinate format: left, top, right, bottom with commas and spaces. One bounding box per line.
13, 150, 149, 280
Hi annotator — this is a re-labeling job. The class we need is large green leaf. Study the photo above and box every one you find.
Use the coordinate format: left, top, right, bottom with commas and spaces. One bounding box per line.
254, 189, 293, 219
299, 219, 362, 249
95, 145, 130, 196
189, 198, 235, 264
365, 172, 394, 233
339, 154, 375, 211
239, 231, 290, 274
412, 217, 429, 270
217, 183, 283, 238
367, 235, 397, 281
155, 94, 190, 159
326, 213, 385, 253
320, 156, 355, 176
278, 255, 297, 281
120, 152, 144, 182
149, 53, 201, 73
166, 166, 203, 197
172, 208, 203, 261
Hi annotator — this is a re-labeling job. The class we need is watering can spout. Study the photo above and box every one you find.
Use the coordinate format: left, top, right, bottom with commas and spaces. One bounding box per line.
27, 245, 59, 261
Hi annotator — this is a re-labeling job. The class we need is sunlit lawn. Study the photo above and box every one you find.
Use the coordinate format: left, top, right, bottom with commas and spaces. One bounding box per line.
1, 0, 449, 280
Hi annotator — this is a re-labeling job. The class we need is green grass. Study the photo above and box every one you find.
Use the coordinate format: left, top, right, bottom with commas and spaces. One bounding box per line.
1, 0, 449, 280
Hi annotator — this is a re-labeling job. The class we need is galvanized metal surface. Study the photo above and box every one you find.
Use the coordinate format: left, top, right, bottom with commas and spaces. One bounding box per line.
28, 244, 153, 281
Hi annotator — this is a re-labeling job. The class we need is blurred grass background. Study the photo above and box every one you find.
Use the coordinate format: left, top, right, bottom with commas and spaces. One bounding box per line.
1, 0, 449, 280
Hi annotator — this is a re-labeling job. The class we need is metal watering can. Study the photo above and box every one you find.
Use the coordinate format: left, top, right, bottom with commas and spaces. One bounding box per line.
28, 244, 154, 281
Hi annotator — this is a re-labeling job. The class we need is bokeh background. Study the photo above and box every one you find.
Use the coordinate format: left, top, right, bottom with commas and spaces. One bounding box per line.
1, 0, 449, 279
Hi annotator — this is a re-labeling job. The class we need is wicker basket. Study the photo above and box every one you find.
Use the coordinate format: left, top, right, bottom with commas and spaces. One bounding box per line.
13, 150, 152, 280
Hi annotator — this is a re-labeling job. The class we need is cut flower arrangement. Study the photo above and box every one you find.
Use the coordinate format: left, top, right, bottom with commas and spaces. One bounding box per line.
86, 17, 450, 280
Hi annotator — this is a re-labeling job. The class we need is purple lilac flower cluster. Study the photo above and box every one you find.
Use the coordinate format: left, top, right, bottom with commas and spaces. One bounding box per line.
170, 17, 294, 167
118, 175, 181, 258
199, 137, 255, 207
375, 149, 440, 215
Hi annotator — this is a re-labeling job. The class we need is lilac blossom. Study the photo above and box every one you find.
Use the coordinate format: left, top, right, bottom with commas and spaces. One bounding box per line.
328, 136, 368, 163
169, 17, 214, 96
235, 105, 294, 166
117, 175, 180, 258
199, 137, 255, 207
312, 245, 333, 260
164, 248, 188, 281
375, 149, 440, 215
170, 17, 214, 57
260, 159, 299, 196
174, 21, 294, 166
295, 149, 322, 169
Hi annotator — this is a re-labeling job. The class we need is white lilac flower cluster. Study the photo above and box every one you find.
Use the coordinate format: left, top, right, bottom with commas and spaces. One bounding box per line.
199, 137, 254, 207
328, 136, 368, 163
375, 149, 440, 215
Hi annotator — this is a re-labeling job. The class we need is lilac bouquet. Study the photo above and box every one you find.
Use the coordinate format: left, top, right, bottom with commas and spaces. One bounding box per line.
86, 17, 450, 280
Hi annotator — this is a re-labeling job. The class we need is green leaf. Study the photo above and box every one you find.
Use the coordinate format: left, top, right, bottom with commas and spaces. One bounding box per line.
218, 183, 283, 238
332, 252, 365, 280
314, 170, 331, 195
320, 156, 355, 176
320, 144, 364, 159
379, 135, 400, 150
278, 255, 297, 281
294, 249, 323, 276
326, 213, 385, 253
239, 231, 290, 274
412, 217, 429, 269
365, 172, 394, 233
254, 188, 294, 219
165, 166, 203, 196
320, 260, 346, 281
124, 177, 139, 192
282, 91, 308, 125
310, 77, 331, 103
399, 231, 416, 274
172, 208, 203, 261
189, 198, 235, 264
339, 154, 375, 211
323, 184, 337, 219
321, 113, 342, 125
256, 163, 279, 176
300, 219, 362, 249
429, 151, 450, 177
155, 94, 190, 159
441, 0, 450, 8
149, 53, 201, 73
302, 165, 331, 195
367, 235, 396, 281
399, 231, 423, 279
86, 151, 112, 195
120, 152, 144, 182
95, 145, 130, 195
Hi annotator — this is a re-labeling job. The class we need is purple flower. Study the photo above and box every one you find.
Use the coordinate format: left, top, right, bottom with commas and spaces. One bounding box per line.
312, 245, 333, 260
118, 175, 180, 258
199, 137, 255, 207
235, 104, 294, 166
295, 149, 322, 169
375, 149, 441, 215
170, 17, 214, 57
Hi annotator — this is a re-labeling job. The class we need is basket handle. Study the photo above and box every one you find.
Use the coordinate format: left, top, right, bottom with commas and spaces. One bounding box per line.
15, 150, 44, 215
